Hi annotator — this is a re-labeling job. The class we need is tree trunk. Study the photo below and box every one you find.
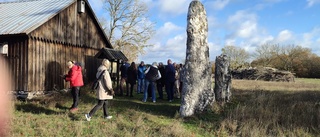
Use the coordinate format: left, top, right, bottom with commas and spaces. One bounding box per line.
214, 55, 232, 103
179, 0, 214, 117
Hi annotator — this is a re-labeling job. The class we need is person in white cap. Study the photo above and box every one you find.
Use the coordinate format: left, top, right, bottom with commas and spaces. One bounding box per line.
85, 59, 114, 121
63, 61, 84, 113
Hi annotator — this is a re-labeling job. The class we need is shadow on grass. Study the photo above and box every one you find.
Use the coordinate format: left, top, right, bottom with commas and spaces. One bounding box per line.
68, 113, 81, 121
14, 88, 97, 115
110, 94, 180, 118
55, 103, 69, 110
15, 103, 59, 115
79, 90, 99, 104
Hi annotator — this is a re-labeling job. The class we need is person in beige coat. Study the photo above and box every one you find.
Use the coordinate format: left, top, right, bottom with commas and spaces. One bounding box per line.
85, 59, 114, 121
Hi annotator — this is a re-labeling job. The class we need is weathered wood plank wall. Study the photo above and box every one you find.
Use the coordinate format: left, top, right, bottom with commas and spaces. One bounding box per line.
31, 2, 108, 49
0, 37, 29, 91
26, 38, 99, 91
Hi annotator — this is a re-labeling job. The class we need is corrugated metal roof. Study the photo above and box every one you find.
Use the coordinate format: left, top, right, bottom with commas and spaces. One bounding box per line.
0, 0, 75, 35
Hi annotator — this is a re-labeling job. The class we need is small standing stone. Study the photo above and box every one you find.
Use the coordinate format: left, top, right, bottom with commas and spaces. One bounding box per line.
214, 54, 232, 103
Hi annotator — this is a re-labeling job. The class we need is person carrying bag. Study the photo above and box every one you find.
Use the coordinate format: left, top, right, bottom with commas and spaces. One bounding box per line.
85, 59, 114, 121
91, 70, 106, 90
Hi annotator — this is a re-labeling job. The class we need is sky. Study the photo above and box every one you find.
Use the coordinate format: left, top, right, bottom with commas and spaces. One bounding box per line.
1, 0, 320, 65
122, 0, 320, 64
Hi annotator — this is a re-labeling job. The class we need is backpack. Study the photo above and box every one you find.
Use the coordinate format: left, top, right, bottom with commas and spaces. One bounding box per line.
91, 70, 106, 90
145, 66, 159, 82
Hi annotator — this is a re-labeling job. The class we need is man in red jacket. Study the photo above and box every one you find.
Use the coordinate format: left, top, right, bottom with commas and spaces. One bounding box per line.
63, 61, 84, 113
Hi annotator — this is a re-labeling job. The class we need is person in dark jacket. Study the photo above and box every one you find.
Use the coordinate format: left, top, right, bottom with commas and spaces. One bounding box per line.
127, 62, 137, 97
119, 61, 130, 96
63, 61, 84, 112
165, 59, 175, 102
156, 62, 166, 99
143, 62, 161, 103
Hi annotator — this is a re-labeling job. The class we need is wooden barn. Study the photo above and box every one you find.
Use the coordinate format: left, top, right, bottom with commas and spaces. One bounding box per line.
0, 0, 127, 92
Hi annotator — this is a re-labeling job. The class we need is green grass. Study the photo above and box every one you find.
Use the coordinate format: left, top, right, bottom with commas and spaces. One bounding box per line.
8, 78, 320, 137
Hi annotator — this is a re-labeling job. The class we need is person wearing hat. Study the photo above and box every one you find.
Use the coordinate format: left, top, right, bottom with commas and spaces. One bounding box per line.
63, 61, 84, 113
85, 59, 114, 121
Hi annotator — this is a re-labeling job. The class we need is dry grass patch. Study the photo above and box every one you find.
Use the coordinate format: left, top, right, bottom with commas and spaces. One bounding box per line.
9, 78, 320, 136
232, 78, 320, 92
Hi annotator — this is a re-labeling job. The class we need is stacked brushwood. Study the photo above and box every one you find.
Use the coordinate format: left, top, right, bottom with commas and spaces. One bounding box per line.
231, 67, 295, 82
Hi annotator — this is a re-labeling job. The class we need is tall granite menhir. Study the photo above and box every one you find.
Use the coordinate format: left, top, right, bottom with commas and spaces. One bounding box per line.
180, 0, 214, 117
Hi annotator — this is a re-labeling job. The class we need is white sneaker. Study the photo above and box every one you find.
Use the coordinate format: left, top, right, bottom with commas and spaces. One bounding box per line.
85, 114, 91, 121
105, 116, 112, 119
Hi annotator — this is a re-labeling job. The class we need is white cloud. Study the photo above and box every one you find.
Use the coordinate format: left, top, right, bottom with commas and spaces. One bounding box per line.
207, 0, 230, 10
148, 42, 162, 52
237, 21, 257, 38
208, 42, 223, 60
225, 39, 236, 46
301, 27, 320, 48
294, 27, 320, 55
156, 22, 184, 38
226, 10, 258, 39
162, 34, 187, 63
156, 0, 190, 16
227, 10, 257, 24
207, 15, 219, 29
223, 10, 278, 55
306, 0, 320, 7
276, 30, 293, 43
0, 0, 16, 2
141, 34, 187, 64
249, 35, 274, 46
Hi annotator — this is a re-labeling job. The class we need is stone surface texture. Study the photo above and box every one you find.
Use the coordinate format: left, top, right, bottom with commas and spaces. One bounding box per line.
179, 0, 214, 117
214, 54, 232, 102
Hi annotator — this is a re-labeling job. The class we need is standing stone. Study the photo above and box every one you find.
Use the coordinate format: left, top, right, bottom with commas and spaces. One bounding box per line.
180, 0, 214, 117
214, 54, 232, 103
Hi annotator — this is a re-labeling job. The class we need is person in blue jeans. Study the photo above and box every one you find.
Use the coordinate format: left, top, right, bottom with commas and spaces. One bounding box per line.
165, 59, 176, 102
137, 61, 146, 94
142, 62, 161, 103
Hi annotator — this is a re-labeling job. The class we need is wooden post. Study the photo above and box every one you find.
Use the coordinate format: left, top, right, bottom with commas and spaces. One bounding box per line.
116, 60, 120, 93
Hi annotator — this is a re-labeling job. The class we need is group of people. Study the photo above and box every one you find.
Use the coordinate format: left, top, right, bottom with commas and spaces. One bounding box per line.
62, 58, 184, 122
119, 59, 184, 103
62, 59, 114, 122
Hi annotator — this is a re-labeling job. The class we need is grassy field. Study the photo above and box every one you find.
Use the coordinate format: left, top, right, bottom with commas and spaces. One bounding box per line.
8, 78, 320, 137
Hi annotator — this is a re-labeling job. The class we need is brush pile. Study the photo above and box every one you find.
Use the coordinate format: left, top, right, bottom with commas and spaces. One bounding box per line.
231, 67, 295, 82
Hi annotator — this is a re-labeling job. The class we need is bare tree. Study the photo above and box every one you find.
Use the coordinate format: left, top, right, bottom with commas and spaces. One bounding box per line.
221, 45, 250, 70
253, 44, 278, 67
101, 0, 155, 61
274, 45, 312, 71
